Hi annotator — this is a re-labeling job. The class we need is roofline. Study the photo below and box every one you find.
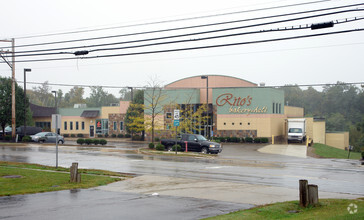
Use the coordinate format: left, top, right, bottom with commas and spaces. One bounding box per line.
164, 75, 258, 88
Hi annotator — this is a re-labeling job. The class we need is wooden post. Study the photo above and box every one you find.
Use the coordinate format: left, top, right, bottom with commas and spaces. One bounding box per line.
308, 184, 319, 206
70, 162, 81, 183
299, 179, 309, 207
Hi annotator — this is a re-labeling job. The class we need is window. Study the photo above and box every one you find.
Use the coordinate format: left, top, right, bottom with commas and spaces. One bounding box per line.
70, 122, 73, 130
224, 122, 226, 125
240, 122, 242, 125
96, 119, 109, 134
64, 122, 67, 130
82, 122, 85, 130
113, 121, 117, 131
76, 122, 79, 130
166, 112, 172, 119
279, 103, 282, 114
276, 103, 279, 114
120, 121, 124, 131
232, 123, 235, 125
272, 103, 275, 114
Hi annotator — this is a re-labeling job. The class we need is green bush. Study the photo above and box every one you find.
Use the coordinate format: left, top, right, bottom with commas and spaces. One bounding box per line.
261, 138, 269, 143
240, 137, 245, 143
104, 133, 109, 138
111, 134, 116, 138
76, 138, 85, 145
254, 138, 261, 143
22, 136, 31, 142
63, 134, 70, 138
245, 137, 253, 143
71, 134, 76, 138
100, 139, 107, 145
125, 134, 131, 138
4, 135, 11, 141
132, 135, 141, 141
219, 137, 226, 142
172, 144, 182, 151
154, 137, 160, 142
93, 139, 100, 145
149, 143, 155, 149
77, 134, 84, 138
97, 134, 103, 138
156, 143, 165, 151
85, 139, 93, 145
117, 134, 124, 138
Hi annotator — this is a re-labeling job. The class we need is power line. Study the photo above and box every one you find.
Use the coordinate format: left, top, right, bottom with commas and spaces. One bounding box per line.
13, 0, 331, 40
8, 3, 364, 51
8, 15, 363, 59
19, 80, 364, 90
7, 28, 364, 63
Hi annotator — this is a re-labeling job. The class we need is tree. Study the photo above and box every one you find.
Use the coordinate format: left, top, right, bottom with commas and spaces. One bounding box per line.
177, 104, 208, 135
86, 86, 118, 107
28, 81, 55, 107
144, 78, 166, 144
0, 77, 33, 139
64, 86, 85, 107
125, 103, 144, 137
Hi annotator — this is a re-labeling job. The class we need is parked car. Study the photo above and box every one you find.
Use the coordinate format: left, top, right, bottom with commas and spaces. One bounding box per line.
0, 126, 12, 137
16, 126, 43, 139
161, 134, 222, 154
31, 132, 65, 144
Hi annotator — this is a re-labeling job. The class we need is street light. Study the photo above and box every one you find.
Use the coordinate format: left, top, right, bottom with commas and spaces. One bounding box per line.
201, 76, 210, 138
23, 68, 31, 138
52, 90, 59, 168
127, 87, 133, 102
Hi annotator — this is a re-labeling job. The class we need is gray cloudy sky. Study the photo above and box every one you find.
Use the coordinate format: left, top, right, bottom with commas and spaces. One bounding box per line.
1, 0, 364, 97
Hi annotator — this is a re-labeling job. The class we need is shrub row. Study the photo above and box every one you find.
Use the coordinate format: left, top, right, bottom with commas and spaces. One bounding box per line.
213, 137, 269, 143
76, 138, 107, 146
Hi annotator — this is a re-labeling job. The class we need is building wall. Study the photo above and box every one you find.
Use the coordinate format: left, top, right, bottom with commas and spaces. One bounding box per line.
326, 132, 349, 150
108, 114, 127, 135
285, 106, 304, 118
60, 116, 101, 136
101, 106, 120, 118
313, 121, 326, 144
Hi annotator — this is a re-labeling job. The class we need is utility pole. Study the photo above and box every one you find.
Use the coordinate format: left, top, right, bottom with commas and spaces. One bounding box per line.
11, 39, 16, 140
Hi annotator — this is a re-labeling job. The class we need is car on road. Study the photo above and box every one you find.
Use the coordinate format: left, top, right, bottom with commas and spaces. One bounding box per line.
31, 132, 65, 144
161, 134, 222, 154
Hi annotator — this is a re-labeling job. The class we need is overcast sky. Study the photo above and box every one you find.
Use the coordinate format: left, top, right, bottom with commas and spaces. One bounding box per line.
1, 0, 363, 97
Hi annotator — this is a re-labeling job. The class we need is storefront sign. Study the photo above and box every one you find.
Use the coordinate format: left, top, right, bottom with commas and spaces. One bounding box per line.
215, 93, 267, 114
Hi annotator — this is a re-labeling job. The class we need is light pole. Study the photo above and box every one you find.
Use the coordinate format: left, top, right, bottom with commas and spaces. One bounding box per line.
128, 87, 133, 102
52, 90, 58, 168
201, 76, 209, 138
23, 68, 31, 138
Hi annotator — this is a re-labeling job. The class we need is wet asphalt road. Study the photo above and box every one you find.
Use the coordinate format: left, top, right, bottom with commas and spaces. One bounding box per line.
1, 142, 363, 219
0, 189, 252, 220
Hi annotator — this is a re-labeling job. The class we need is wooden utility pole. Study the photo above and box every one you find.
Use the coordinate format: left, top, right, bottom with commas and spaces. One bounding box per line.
11, 38, 16, 140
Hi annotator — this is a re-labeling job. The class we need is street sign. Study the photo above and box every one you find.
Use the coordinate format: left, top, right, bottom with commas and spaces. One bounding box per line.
51, 114, 61, 129
174, 109, 180, 120
173, 120, 180, 127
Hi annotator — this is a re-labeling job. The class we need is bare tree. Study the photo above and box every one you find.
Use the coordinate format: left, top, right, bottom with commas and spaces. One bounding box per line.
144, 77, 166, 143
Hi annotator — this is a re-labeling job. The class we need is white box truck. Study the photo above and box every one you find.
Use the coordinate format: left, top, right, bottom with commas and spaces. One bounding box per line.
287, 119, 306, 143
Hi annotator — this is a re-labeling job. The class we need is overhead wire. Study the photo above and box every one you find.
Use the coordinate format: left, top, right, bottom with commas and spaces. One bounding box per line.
13, 0, 331, 40
6, 15, 364, 59
7, 2, 364, 51
18, 80, 364, 90
7, 28, 364, 63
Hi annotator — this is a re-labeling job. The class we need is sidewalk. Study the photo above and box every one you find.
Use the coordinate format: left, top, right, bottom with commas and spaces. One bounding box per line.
257, 144, 307, 158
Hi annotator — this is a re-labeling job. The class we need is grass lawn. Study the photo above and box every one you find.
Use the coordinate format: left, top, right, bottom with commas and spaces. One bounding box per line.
205, 199, 364, 220
0, 161, 128, 196
312, 143, 362, 160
